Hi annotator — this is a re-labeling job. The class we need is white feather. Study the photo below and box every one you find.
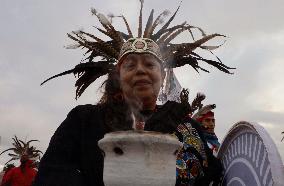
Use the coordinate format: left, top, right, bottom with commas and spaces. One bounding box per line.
72, 28, 84, 35
90, 7, 97, 15
64, 43, 81, 49
97, 13, 111, 25
156, 10, 171, 25
107, 13, 115, 18
162, 10, 171, 16
192, 104, 215, 119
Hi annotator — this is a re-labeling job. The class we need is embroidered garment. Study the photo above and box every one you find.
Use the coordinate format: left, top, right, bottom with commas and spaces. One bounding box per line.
174, 122, 207, 185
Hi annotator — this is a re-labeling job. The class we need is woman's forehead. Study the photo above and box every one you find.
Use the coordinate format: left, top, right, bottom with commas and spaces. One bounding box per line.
125, 53, 158, 60
118, 52, 164, 70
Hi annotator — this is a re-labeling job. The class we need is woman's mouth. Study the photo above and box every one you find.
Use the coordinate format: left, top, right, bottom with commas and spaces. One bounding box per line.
133, 79, 152, 86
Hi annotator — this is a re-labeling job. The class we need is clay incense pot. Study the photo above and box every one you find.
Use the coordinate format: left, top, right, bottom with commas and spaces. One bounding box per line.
98, 130, 182, 186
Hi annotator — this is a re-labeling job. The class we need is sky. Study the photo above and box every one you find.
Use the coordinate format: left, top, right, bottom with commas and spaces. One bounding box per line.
0, 0, 284, 169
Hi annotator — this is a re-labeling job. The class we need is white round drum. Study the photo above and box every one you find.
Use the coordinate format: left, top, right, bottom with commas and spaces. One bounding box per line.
217, 121, 284, 186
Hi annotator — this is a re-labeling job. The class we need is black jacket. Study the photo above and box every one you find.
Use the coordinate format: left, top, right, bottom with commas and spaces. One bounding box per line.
33, 104, 108, 186
33, 102, 221, 186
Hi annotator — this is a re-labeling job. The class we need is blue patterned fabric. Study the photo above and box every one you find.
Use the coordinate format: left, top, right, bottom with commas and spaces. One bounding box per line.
174, 122, 207, 185
203, 132, 220, 149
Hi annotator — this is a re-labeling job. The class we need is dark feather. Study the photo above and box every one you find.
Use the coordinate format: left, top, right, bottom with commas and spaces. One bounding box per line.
157, 26, 186, 45
95, 27, 123, 49
13, 136, 22, 150
7, 153, 19, 157
41, 69, 75, 85
18, 140, 26, 148
120, 16, 133, 38
95, 25, 123, 47
67, 33, 92, 50
187, 28, 195, 41
5, 158, 19, 165
74, 31, 120, 58
143, 9, 154, 38
170, 33, 226, 54
148, 10, 170, 37
26, 140, 40, 147
32, 150, 43, 154
163, 27, 187, 45
41, 61, 115, 87
191, 26, 207, 37
138, 0, 144, 37
155, 4, 181, 37
170, 56, 210, 73
74, 61, 115, 99
80, 31, 105, 43
191, 93, 206, 112
153, 22, 187, 40
0, 148, 18, 156
118, 31, 131, 40
196, 57, 235, 74
1, 136, 42, 165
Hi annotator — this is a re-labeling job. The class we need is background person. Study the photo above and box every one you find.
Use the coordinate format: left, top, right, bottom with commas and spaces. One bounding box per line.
193, 104, 220, 155
0, 136, 42, 186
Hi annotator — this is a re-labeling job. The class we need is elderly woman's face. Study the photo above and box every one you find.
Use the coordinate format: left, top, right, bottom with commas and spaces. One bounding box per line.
119, 53, 164, 109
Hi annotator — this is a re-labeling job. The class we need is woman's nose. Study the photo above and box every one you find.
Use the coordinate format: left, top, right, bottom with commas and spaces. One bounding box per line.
136, 61, 147, 74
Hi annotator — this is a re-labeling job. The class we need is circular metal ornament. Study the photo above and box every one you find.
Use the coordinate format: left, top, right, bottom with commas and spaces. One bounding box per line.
131, 38, 148, 52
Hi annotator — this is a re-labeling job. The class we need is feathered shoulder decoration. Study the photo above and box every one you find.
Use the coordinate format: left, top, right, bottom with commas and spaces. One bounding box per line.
190, 92, 216, 120
179, 90, 215, 118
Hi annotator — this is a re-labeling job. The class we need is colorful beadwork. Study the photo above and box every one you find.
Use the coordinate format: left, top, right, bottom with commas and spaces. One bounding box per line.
174, 122, 207, 185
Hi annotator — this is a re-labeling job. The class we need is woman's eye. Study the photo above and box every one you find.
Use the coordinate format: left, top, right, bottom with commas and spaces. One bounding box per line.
145, 61, 156, 68
123, 62, 135, 69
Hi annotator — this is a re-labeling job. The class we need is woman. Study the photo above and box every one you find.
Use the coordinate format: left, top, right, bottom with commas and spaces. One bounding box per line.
34, 1, 233, 185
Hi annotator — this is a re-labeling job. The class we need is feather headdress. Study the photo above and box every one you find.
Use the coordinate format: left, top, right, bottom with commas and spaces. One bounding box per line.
0, 136, 42, 165
41, 0, 234, 99
192, 97, 216, 120
179, 91, 208, 116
